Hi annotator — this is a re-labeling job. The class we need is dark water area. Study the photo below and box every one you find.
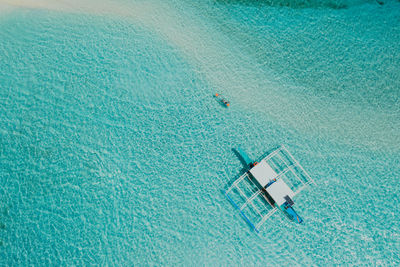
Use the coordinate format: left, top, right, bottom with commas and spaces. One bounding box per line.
214, 0, 372, 9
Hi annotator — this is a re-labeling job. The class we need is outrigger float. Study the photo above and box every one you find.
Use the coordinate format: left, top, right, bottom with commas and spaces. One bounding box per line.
225, 145, 315, 232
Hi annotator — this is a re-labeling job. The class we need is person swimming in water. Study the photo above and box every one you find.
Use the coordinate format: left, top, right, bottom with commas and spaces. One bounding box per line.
215, 93, 230, 107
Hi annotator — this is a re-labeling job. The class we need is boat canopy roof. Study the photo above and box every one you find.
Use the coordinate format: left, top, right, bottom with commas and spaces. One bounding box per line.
266, 179, 294, 206
250, 160, 278, 188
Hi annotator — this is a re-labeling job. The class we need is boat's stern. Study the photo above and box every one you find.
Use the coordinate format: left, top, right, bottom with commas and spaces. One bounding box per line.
281, 202, 303, 224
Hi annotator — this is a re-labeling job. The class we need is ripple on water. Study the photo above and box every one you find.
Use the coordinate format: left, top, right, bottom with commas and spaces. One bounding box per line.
0, 1, 400, 266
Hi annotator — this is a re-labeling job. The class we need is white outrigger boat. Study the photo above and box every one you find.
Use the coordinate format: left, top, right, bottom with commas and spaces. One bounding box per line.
225, 145, 315, 232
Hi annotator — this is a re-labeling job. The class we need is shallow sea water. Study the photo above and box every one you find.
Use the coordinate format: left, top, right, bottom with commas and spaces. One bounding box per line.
0, 0, 399, 265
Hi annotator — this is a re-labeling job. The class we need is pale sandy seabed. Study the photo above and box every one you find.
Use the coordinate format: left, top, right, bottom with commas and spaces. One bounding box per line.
1, 0, 399, 153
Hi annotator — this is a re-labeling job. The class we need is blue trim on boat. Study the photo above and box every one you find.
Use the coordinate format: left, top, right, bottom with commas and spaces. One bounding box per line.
226, 193, 259, 233
281, 203, 303, 224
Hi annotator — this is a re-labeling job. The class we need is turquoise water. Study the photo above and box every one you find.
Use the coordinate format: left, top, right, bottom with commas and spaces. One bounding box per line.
1, 0, 399, 265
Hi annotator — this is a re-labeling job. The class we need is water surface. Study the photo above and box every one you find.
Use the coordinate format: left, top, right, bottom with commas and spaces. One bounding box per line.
0, 0, 399, 265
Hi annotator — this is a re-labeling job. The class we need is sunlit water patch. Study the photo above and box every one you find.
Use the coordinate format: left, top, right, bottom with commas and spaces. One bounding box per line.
0, 1, 400, 265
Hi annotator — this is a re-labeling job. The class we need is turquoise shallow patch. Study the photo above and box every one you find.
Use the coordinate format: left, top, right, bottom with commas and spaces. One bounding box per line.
1, 2, 400, 265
